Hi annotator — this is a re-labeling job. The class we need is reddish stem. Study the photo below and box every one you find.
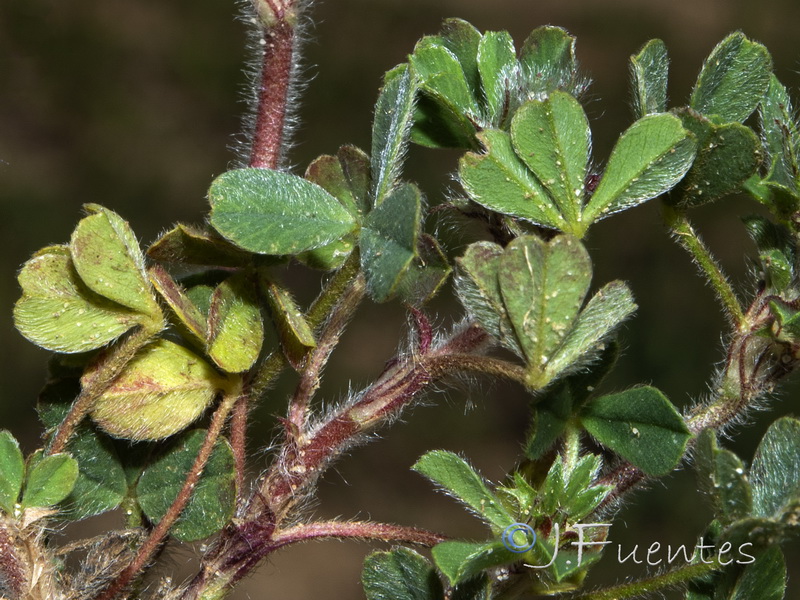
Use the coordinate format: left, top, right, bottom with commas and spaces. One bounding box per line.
230, 394, 249, 498
249, 20, 295, 169
0, 521, 26, 599
273, 520, 447, 548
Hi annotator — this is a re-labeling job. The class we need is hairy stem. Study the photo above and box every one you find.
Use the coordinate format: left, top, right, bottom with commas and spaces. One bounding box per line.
248, 0, 300, 169
230, 395, 249, 499
572, 558, 720, 600
48, 326, 157, 455
180, 323, 492, 599
94, 383, 243, 600
272, 520, 447, 548
664, 206, 745, 328
288, 272, 366, 429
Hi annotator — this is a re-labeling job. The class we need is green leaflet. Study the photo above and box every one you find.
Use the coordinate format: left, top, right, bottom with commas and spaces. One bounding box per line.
264, 278, 316, 370
459, 129, 565, 230
147, 223, 253, 268
510, 91, 590, 224
498, 235, 590, 368
206, 272, 264, 373
70, 205, 161, 318
760, 75, 800, 191
518, 26, 581, 98
208, 168, 357, 255
432, 540, 517, 587
299, 146, 369, 269
749, 417, 800, 519
672, 109, 761, 207
21, 453, 79, 509
729, 546, 786, 600
630, 39, 669, 118
410, 42, 480, 129
580, 386, 690, 476
371, 65, 418, 206
149, 264, 208, 347
437, 19, 482, 96
90, 339, 227, 441
690, 32, 772, 123
362, 548, 443, 600
743, 217, 795, 292
477, 31, 517, 124
543, 281, 635, 382
583, 113, 696, 226
14, 246, 142, 353
397, 234, 452, 306
412, 450, 514, 530
455, 241, 522, 357
694, 430, 752, 524
0, 431, 24, 514
136, 429, 236, 541
360, 183, 421, 302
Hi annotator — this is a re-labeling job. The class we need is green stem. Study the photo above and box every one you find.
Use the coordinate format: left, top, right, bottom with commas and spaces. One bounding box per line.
572, 558, 720, 600
664, 206, 745, 328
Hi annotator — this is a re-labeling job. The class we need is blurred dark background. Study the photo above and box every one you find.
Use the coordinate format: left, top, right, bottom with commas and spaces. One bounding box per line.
1, 0, 799, 598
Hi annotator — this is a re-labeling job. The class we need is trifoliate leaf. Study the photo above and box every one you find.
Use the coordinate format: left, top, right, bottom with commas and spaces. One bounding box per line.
208, 168, 357, 255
